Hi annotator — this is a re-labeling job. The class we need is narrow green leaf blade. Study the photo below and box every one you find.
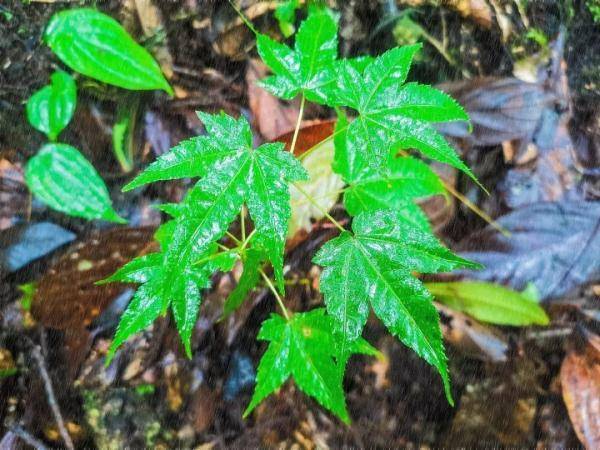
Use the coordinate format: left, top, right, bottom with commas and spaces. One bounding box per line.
25, 143, 125, 223
26, 70, 76, 141
98, 253, 162, 284
244, 314, 291, 417
367, 266, 453, 404
44, 8, 172, 94
171, 274, 202, 358
107, 279, 163, 363
373, 83, 468, 122
362, 44, 421, 110
222, 249, 264, 318
425, 281, 550, 326
123, 136, 235, 191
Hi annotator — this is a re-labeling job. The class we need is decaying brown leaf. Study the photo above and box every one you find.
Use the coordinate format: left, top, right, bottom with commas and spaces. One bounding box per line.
560, 332, 600, 450
32, 227, 156, 331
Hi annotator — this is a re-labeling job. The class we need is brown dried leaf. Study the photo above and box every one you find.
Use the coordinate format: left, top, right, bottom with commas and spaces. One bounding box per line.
246, 59, 298, 141
32, 227, 155, 331
560, 335, 600, 449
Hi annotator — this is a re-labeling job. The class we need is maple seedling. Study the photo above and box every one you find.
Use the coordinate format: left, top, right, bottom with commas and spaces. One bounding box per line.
106, 8, 481, 422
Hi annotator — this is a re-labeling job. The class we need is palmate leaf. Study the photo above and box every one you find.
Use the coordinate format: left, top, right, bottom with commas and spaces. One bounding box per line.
257, 8, 338, 103
107, 112, 307, 359
314, 209, 480, 403
124, 112, 307, 292
245, 308, 376, 423
330, 45, 473, 179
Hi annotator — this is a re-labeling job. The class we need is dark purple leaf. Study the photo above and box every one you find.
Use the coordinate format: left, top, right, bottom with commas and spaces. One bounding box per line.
436, 77, 556, 147
456, 201, 600, 301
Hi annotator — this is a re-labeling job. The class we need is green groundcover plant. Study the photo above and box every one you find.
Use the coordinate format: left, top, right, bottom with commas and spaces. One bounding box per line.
103, 8, 487, 423
24, 8, 171, 222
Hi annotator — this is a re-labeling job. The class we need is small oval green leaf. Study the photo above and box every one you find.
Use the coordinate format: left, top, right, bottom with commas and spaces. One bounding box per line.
43, 8, 173, 94
25, 143, 126, 223
425, 281, 549, 326
26, 70, 76, 141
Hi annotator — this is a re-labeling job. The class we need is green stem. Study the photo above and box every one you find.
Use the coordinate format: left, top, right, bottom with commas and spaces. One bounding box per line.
290, 188, 348, 207
239, 229, 256, 253
240, 208, 246, 242
193, 248, 237, 266
292, 182, 345, 232
260, 269, 290, 320
226, 231, 242, 246
290, 94, 306, 155
297, 123, 348, 161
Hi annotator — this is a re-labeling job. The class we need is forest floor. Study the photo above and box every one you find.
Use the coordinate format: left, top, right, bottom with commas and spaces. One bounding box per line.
0, 0, 599, 448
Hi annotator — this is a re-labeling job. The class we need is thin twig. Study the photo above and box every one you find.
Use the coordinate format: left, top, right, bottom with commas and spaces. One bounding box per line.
10, 426, 49, 450
30, 346, 75, 450
442, 181, 511, 237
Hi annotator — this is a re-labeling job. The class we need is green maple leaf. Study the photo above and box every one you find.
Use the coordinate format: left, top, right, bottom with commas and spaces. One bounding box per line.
244, 308, 376, 423
330, 45, 473, 179
124, 112, 307, 292
107, 112, 306, 360
257, 8, 338, 103
313, 209, 480, 404
334, 110, 444, 222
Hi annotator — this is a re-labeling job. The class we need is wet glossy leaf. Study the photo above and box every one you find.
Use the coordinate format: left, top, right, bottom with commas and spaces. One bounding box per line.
314, 209, 479, 403
245, 308, 374, 423
108, 113, 307, 358
426, 281, 549, 326
44, 8, 172, 94
25, 143, 125, 223
331, 46, 474, 180
343, 155, 444, 216
26, 70, 76, 141
257, 8, 338, 103
457, 201, 600, 301
125, 112, 307, 291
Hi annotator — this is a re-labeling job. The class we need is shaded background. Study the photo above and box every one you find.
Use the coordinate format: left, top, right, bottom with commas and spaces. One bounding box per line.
1, 0, 599, 448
